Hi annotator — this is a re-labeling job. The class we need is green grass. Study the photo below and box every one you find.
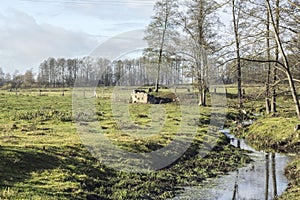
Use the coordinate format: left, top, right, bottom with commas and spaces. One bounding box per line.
245, 117, 300, 153
1, 84, 300, 199
0, 88, 251, 199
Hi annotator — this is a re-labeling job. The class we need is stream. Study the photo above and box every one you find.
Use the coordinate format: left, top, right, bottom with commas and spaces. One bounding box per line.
172, 129, 294, 200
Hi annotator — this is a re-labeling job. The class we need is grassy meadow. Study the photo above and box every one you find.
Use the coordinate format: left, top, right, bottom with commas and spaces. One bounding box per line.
0, 85, 299, 199
0, 87, 251, 199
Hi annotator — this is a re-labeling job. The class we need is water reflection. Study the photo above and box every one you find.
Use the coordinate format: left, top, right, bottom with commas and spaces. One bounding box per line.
172, 131, 292, 200
272, 153, 278, 198
232, 170, 239, 200
265, 153, 270, 200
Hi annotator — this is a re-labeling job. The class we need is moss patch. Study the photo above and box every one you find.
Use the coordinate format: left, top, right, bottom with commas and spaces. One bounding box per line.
245, 117, 300, 153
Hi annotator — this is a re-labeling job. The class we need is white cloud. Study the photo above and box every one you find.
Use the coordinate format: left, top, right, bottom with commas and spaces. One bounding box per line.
61, 0, 154, 22
90, 29, 147, 60
0, 10, 99, 73
0, 0, 155, 74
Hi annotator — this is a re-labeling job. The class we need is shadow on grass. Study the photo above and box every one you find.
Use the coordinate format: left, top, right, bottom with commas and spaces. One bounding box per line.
0, 145, 117, 199
226, 92, 238, 99
0, 146, 60, 187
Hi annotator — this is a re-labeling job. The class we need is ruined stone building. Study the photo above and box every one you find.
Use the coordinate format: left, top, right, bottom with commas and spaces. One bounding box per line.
131, 89, 175, 104
131, 89, 148, 103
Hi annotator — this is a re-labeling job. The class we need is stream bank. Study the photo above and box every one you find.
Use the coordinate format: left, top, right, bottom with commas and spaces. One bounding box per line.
172, 129, 293, 200
240, 116, 300, 200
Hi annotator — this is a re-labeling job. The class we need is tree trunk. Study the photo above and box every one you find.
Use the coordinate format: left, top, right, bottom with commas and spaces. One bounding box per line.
265, 7, 271, 114
286, 69, 300, 119
232, 0, 243, 109
198, 71, 205, 106
202, 86, 207, 106
155, 48, 163, 92
198, 87, 207, 107
271, 0, 280, 114
265, 153, 270, 200
154, 1, 170, 93
271, 153, 278, 197
198, 87, 203, 106
271, 67, 277, 113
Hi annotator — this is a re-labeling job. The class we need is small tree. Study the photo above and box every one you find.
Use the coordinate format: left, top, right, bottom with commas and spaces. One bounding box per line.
23, 69, 35, 88
144, 0, 179, 92
231, 0, 244, 109
0, 68, 5, 87
12, 71, 24, 94
178, 0, 222, 106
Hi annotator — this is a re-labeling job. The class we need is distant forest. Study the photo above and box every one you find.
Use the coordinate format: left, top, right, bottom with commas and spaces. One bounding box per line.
0, 55, 193, 89
0, 53, 298, 90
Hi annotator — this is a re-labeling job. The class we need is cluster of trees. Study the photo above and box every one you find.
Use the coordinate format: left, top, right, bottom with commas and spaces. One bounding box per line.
37, 56, 188, 87
144, 0, 300, 118
0, 55, 187, 89
0, 68, 35, 90
226, 0, 300, 116
0, 0, 299, 118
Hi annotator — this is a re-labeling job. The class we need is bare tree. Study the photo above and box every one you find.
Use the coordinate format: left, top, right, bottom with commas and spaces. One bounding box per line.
12, 70, 23, 95
265, 0, 300, 119
178, 0, 222, 106
271, 0, 280, 114
0, 68, 5, 87
23, 69, 35, 88
144, 0, 179, 92
265, 2, 272, 114
232, 0, 243, 109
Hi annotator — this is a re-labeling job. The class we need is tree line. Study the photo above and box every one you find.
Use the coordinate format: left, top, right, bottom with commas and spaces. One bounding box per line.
0, 55, 188, 89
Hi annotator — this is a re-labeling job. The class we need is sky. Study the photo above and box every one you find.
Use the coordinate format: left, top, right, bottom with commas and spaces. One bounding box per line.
0, 0, 155, 74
